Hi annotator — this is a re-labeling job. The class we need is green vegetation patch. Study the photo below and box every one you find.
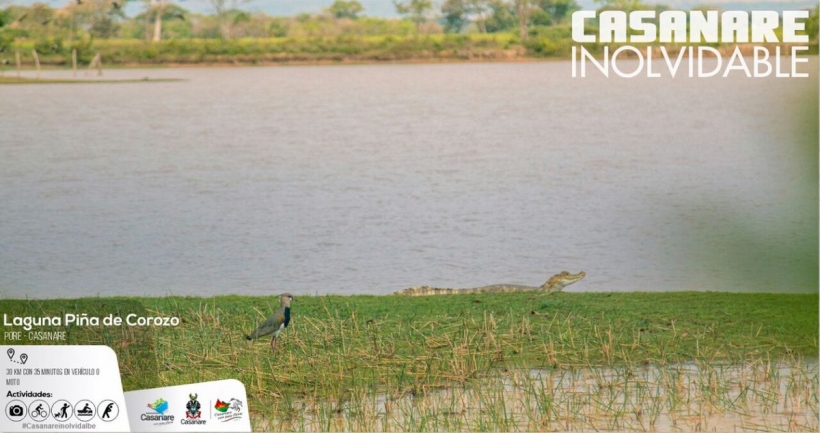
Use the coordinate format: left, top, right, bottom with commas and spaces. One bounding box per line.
4, 35, 527, 67
1, 292, 816, 398
0, 75, 183, 84
1, 1, 818, 68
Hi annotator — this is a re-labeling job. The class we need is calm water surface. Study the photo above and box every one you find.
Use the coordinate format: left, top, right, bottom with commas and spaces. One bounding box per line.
1, 60, 817, 298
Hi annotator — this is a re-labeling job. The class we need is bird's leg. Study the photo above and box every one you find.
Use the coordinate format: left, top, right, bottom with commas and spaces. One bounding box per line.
270, 336, 278, 352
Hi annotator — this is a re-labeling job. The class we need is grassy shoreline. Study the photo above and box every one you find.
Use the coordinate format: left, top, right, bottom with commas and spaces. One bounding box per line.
5, 35, 817, 68
0, 75, 184, 84
2, 292, 817, 430
1, 292, 816, 387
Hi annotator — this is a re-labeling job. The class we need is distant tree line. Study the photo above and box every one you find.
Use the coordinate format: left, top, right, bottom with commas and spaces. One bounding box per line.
0, 0, 816, 59
0, 0, 585, 44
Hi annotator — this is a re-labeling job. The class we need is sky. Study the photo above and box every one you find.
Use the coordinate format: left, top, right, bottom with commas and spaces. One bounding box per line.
1, 0, 817, 18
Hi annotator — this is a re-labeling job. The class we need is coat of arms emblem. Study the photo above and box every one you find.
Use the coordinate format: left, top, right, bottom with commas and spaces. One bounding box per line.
185, 394, 201, 419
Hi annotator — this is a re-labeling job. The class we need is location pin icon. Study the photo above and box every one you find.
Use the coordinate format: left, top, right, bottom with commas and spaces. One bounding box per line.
19, 353, 27, 364
6, 348, 13, 360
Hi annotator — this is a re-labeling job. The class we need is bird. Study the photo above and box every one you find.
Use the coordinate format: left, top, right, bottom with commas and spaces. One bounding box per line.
245, 293, 294, 352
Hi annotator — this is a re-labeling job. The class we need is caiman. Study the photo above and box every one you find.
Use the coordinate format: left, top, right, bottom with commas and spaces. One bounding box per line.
394, 271, 585, 296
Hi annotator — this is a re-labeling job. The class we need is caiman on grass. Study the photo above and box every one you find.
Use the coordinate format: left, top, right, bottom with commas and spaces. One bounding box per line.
395, 271, 585, 296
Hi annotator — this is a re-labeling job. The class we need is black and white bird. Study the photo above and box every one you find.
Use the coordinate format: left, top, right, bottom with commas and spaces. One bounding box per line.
245, 293, 294, 352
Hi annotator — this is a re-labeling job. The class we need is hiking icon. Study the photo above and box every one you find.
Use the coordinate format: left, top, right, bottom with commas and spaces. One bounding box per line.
51, 400, 73, 422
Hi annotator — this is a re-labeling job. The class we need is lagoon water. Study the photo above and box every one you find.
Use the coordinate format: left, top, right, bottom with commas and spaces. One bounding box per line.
0, 60, 817, 298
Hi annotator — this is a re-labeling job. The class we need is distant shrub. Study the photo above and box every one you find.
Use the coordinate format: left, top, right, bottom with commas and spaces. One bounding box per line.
34, 37, 63, 54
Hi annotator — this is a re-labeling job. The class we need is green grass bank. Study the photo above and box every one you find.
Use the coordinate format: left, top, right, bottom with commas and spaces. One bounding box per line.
1, 292, 816, 391
0, 76, 182, 84
6, 34, 530, 67
1, 292, 817, 430
7, 34, 817, 67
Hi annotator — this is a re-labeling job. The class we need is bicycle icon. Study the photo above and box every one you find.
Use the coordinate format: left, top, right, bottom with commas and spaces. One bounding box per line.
28, 400, 49, 422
